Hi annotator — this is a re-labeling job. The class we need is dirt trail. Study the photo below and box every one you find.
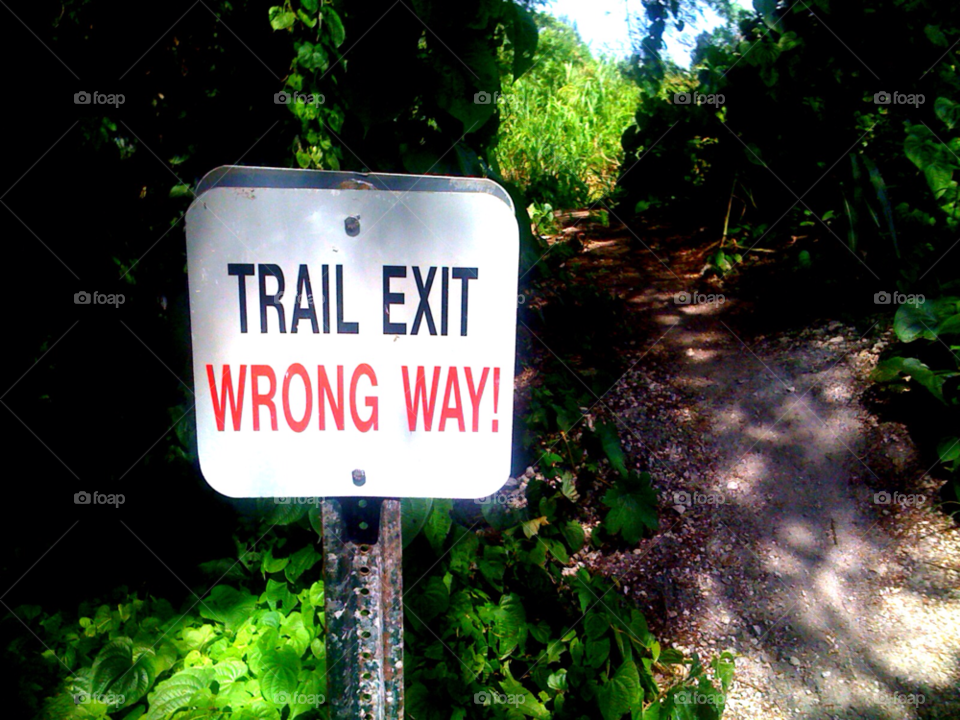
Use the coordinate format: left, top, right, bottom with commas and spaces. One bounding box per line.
555, 212, 960, 719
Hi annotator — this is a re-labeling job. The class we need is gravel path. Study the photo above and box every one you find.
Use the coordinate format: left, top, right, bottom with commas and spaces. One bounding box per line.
556, 216, 960, 719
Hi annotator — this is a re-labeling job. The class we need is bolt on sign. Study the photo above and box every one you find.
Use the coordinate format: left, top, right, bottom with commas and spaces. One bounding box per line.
185, 167, 519, 499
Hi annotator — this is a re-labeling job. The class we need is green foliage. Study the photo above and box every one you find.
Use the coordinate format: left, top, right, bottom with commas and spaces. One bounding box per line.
602, 471, 660, 544
497, 14, 639, 208
873, 297, 960, 511
7, 510, 331, 720
403, 484, 733, 719
621, 0, 960, 291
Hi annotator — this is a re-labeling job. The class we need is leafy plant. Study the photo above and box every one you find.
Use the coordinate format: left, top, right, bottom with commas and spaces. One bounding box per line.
873, 297, 960, 512
497, 13, 638, 208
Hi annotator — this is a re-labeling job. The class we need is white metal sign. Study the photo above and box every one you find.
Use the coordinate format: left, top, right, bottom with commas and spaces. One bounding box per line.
185, 166, 519, 499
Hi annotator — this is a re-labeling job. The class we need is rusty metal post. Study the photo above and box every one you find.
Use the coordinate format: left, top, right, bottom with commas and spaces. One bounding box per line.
322, 498, 404, 719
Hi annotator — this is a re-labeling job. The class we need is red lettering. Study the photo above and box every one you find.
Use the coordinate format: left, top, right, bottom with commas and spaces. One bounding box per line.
206, 364, 246, 431
402, 366, 441, 431
464, 367, 489, 432
317, 365, 345, 430
282, 363, 312, 433
350, 364, 378, 432
439, 367, 465, 432
251, 365, 277, 431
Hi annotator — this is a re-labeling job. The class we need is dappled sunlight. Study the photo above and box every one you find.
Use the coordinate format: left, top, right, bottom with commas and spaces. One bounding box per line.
648, 311, 683, 324
673, 329, 729, 346
684, 347, 720, 362
780, 520, 819, 551
677, 301, 727, 316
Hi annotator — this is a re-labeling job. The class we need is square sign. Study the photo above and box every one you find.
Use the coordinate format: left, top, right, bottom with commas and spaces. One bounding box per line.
185, 166, 519, 499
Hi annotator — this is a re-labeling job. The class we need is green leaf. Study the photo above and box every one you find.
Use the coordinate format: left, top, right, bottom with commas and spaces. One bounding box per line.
143, 668, 212, 720
905, 125, 941, 170
508, 4, 539, 79
753, 0, 781, 31
872, 356, 945, 402
561, 521, 586, 553
585, 613, 608, 640
321, 6, 346, 48
92, 638, 156, 708
935, 97, 960, 130
263, 579, 299, 613
262, 547, 289, 575
893, 300, 940, 342
560, 472, 579, 502
542, 537, 569, 564
280, 612, 312, 657
596, 659, 641, 720
168, 184, 192, 198
199, 586, 257, 632
411, 576, 449, 623
495, 593, 527, 658
548, 668, 568, 691
212, 658, 248, 688
479, 544, 507, 588
521, 516, 549, 539
284, 546, 321, 583
499, 662, 551, 719
596, 421, 628, 478
259, 646, 301, 703
268, 7, 297, 30
585, 636, 610, 668
296, 8, 317, 28
602, 472, 659, 543
926, 24, 949, 47
295, 41, 327, 72
423, 498, 453, 552
711, 651, 736, 695
938, 437, 960, 463
262, 501, 308, 526
401, 498, 433, 548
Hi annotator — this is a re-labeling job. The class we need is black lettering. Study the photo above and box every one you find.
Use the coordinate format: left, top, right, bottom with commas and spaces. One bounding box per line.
228, 263, 255, 333
441, 266, 449, 336
321, 264, 330, 334
291, 264, 319, 334
383, 265, 406, 334
452, 267, 478, 336
336, 264, 359, 334
258, 264, 286, 333
412, 266, 437, 335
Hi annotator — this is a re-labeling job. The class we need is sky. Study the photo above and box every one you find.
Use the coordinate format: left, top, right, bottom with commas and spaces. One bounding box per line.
545, 0, 754, 66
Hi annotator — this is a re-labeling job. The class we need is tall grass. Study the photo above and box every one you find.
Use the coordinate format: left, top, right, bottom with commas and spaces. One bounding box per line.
496, 16, 639, 209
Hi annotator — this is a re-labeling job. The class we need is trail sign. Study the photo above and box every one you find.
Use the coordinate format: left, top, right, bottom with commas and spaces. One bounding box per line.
185, 166, 519, 499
